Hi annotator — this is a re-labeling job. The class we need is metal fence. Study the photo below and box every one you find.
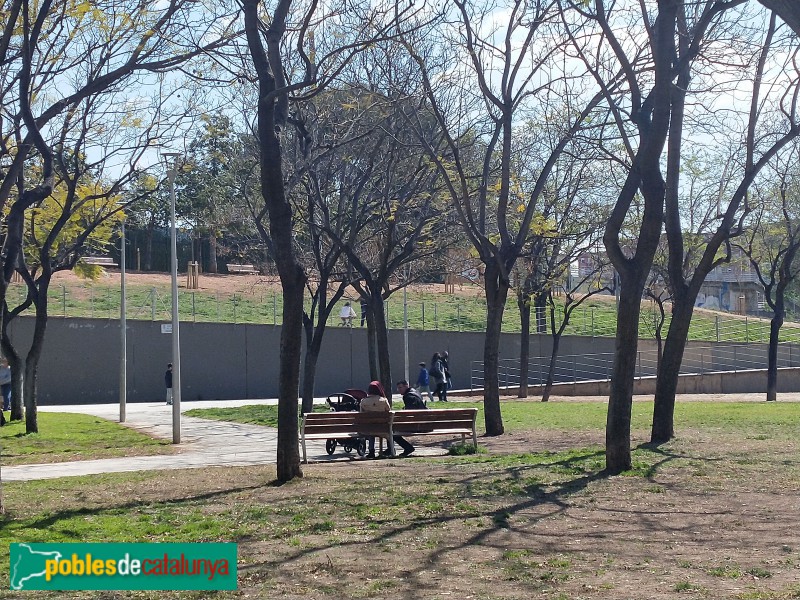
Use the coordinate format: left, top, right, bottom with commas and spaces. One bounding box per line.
10, 280, 800, 342
470, 342, 800, 391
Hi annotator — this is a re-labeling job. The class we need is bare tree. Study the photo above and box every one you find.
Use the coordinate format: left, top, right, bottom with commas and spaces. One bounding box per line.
736, 145, 800, 401
652, 7, 800, 443
241, 0, 428, 481
402, 0, 604, 435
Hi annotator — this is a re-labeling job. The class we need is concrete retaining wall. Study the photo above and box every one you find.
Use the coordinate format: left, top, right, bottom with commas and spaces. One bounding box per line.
4, 316, 782, 405
484, 367, 800, 397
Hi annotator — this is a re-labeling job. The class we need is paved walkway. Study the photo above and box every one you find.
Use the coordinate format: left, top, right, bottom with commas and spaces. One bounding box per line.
3, 399, 444, 482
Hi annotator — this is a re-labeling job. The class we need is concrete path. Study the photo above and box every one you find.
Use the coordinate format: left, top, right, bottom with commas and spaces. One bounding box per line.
3, 399, 444, 482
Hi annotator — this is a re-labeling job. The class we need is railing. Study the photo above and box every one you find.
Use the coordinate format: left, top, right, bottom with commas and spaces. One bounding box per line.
470, 342, 800, 391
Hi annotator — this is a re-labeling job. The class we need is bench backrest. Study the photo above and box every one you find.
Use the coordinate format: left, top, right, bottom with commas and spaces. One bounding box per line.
393, 408, 477, 433
302, 407, 477, 436
302, 411, 392, 436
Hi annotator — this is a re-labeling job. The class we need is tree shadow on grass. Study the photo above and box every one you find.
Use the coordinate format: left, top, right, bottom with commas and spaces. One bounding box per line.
0, 479, 269, 531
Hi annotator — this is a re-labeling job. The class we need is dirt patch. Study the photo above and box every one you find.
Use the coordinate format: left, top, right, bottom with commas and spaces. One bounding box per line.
6, 427, 800, 600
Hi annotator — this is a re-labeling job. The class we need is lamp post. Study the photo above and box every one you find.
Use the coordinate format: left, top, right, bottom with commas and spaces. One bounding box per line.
163, 152, 182, 444
403, 266, 409, 383
119, 214, 127, 423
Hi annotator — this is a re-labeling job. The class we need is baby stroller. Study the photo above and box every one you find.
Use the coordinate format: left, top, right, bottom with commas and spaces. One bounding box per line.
324, 389, 368, 457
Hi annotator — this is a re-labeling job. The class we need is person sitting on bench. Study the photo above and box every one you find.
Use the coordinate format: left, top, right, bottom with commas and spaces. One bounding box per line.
339, 301, 356, 326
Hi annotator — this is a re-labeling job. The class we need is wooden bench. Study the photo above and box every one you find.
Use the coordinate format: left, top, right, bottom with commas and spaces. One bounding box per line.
226, 264, 258, 274
83, 256, 118, 267
300, 411, 396, 463
300, 408, 478, 463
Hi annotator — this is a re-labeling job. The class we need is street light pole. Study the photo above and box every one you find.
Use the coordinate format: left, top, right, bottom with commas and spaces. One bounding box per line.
119, 215, 127, 423
163, 152, 182, 444
403, 269, 409, 383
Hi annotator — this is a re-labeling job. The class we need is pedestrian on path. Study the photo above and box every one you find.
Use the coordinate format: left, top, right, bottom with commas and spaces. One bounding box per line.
0, 357, 11, 412
416, 362, 433, 403
442, 350, 453, 390
430, 352, 447, 402
165, 363, 173, 405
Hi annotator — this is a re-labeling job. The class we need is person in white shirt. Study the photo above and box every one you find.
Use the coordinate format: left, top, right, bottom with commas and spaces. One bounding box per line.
339, 301, 356, 326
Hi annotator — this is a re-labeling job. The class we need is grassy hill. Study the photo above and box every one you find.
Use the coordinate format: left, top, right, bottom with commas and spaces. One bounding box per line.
12, 271, 799, 344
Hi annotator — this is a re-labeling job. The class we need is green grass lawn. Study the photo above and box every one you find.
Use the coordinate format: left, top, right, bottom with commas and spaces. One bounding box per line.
186, 399, 800, 439
2, 400, 800, 597
0, 413, 172, 465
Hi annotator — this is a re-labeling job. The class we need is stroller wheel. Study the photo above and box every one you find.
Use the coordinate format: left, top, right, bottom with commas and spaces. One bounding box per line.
342, 443, 353, 454
356, 438, 367, 457
325, 440, 337, 455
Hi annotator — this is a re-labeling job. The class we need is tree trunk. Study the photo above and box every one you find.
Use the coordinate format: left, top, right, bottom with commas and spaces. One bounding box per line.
766, 301, 784, 402
144, 225, 154, 271
207, 230, 218, 274
276, 276, 304, 481
300, 319, 323, 414
243, 0, 304, 483
518, 293, 531, 398
605, 277, 644, 474
541, 332, 562, 403
23, 293, 50, 434
651, 299, 693, 442
483, 262, 508, 436
371, 292, 392, 397
364, 306, 378, 382
9, 360, 23, 421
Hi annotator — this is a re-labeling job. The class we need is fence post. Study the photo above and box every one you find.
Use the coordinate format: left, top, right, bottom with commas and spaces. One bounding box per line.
715, 316, 720, 342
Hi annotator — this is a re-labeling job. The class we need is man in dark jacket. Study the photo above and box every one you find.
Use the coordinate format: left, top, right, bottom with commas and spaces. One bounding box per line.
390, 380, 427, 457
396, 380, 427, 410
